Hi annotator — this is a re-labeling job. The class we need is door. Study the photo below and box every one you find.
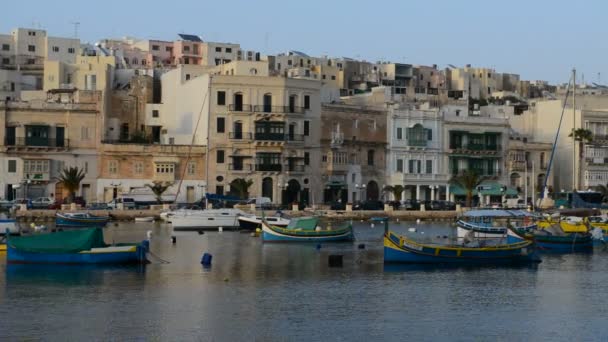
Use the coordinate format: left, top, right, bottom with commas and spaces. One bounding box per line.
234, 93, 243, 111
233, 121, 243, 139
152, 126, 161, 143
289, 96, 296, 113
6, 126, 15, 145
55, 182, 65, 202
288, 124, 295, 141
56, 127, 65, 147
103, 187, 114, 202
263, 94, 272, 112
186, 186, 195, 203
81, 184, 90, 203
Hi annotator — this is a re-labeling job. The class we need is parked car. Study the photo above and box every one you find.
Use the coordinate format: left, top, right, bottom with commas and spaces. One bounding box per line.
32, 197, 54, 209
354, 200, 384, 211
330, 201, 346, 210
401, 199, 421, 211
87, 202, 110, 210
439, 200, 456, 210
107, 197, 136, 210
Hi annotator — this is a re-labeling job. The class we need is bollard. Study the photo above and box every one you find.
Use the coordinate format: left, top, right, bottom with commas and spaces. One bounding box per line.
171, 236, 176, 244
198, 230, 205, 235
328, 255, 343, 267
218, 227, 223, 233
358, 243, 365, 249
201, 253, 212, 266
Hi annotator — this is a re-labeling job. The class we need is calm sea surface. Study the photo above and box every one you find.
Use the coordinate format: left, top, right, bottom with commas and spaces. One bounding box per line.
2, 220, 608, 341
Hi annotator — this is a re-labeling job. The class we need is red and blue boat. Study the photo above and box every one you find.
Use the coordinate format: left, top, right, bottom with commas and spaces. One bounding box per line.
6, 228, 149, 264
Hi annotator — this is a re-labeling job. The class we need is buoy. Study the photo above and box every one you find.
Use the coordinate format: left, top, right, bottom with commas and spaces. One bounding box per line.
358, 243, 365, 249
198, 230, 205, 235
416, 219, 421, 224
396, 218, 400, 222
371, 223, 375, 228
171, 236, 176, 244
218, 227, 223, 233
201, 252, 212, 266
328, 255, 343, 267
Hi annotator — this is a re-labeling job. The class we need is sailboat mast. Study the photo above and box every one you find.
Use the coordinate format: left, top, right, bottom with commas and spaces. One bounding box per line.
572, 68, 576, 190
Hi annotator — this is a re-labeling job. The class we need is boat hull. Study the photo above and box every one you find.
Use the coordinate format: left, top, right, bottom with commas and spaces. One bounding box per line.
384, 231, 539, 264
261, 221, 353, 242
238, 216, 289, 230
0, 219, 19, 235
507, 229, 593, 252
169, 209, 243, 230
7, 245, 148, 264
456, 220, 537, 239
55, 214, 109, 228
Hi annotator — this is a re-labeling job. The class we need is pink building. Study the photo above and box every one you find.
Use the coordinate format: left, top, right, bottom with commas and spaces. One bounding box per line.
173, 34, 203, 65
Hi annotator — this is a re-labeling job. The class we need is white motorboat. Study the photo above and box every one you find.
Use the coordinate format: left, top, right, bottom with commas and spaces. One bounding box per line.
237, 215, 290, 230
168, 209, 246, 230
135, 217, 155, 222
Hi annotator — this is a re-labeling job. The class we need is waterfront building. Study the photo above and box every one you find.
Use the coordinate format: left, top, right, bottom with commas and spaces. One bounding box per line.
0, 90, 101, 202
387, 104, 447, 201
506, 133, 552, 199
320, 103, 387, 203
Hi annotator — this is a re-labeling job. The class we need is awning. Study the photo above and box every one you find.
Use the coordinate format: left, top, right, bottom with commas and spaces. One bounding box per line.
449, 181, 517, 196
325, 180, 346, 188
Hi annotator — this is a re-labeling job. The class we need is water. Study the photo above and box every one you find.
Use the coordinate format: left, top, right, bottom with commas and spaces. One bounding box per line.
2, 221, 608, 341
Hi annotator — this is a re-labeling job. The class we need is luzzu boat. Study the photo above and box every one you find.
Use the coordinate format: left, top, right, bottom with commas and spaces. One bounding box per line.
56, 212, 110, 228
537, 215, 588, 233
6, 228, 149, 264
507, 225, 593, 253
588, 216, 608, 233
383, 217, 539, 264
456, 209, 538, 239
261, 216, 353, 242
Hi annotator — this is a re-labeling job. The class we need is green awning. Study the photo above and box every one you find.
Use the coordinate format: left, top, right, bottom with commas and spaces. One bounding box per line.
450, 181, 517, 196
325, 181, 345, 188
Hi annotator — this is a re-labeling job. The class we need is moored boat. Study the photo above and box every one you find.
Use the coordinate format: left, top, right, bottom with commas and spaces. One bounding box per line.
56, 212, 110, 228
261, 217, 353, 242
6, 228, 149, 264
507, 225, 593, 252
169, 208, 245, 230
0, 217, 19, 235
238, 214, 289, 230
134, 216, 155, 222
456, 209, 538, 239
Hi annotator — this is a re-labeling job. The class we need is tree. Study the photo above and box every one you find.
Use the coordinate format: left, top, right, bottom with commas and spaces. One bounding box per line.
58, 166, 86, 204
145, 181, 173, 204
569, 128, 593, 190
230, 178, 254, 199
383, 185, 404, 201
450, 170, 486, 207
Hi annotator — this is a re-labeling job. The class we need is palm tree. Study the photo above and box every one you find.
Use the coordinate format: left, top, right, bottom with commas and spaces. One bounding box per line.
569, 128, 593, 190
230, 178, 254, 199
145, 181, 173, 204
57, 166, 86, 204
450, 170, 485, 207
383, 185, 404, 201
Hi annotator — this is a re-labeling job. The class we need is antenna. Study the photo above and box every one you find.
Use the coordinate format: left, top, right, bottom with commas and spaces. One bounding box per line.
71, 22, 80, 38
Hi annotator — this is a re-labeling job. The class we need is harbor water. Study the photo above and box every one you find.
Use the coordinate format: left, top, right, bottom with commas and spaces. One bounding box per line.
2, 221, 608, 341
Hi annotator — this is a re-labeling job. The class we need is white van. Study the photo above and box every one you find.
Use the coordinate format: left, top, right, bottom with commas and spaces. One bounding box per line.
107, 197, 136, 210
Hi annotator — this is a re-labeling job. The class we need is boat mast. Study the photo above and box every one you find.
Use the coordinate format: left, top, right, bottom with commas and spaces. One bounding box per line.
572, 68, 577, 190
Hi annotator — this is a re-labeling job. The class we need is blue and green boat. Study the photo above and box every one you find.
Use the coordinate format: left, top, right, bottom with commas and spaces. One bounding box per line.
261, 216, 353, 242
56, 212, 110, 228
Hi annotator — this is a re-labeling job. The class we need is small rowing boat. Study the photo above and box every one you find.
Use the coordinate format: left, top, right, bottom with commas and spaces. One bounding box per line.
56, 212, 110, 228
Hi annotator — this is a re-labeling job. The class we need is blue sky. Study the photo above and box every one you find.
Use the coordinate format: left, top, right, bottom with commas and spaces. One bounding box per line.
3, 0, 606, 84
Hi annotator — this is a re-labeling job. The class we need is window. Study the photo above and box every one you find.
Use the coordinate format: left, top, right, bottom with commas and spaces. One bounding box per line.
152, 110, 159, 118
397, 127, 403, 140
155, 163, 175, 174
134, 162, 144, 174
215, 47, 222, 52
109, 161, 118, 174
152, 45, 159, 51
217, 91, 226, 105
216, 185, 224, 195
2, 58, 9, 65
183, 46, 190, 52
217, 150, 225, 163
8, 160, 16, 173
226, 47, 232, 53
187, 162, 196, 175
408, 160, 415, 173
27, 59, 35, 65
28, 31, 36, 36
322, 75, 326, 80
81, 126, 90, 140
352, 173, 356, 182
304, 95, 310, 109
84, 162, 89, 173
304, 152, 310, 165
427, 129, 432, 141
367, 150, 374, 166
217, 117, 225, 133
322, 155, 327, 162
397, 159, 403, 172
185, 74, 191, 80
166, 46, 172, 52
68, 47, 75, 54
288, 59, 292, 66
52, 46, 59, 52
331, 75, 336, 80
426, 160, 433, 174
304, 121, 310, 136
28, 45, 35, 52
2, 44, 9, 51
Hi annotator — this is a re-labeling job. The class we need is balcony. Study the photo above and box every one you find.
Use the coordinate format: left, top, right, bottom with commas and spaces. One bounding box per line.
229, 163, 253, 172
286, 134, 304, 143
255, 132, 286, 141
228, 132, 253, 140
407, 139, 427, 147
508, 160, 528, 172
228, 104, 252, 112
286, 164, 305, 173
253, 105, 305, 114
449, 144, 501, 154
4, 137, 69, 150
255, 164, 282, 172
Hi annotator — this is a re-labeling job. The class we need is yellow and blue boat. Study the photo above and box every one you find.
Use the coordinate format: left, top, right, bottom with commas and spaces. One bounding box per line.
261, 217, 353, 242
381, 218, 539, 264
6, 228, 149, 264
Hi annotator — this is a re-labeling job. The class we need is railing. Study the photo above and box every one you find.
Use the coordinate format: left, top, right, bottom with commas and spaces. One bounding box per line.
286, 165, 305, 172
4, 137, 69, 148
228, 132, 253, 140
286, 134, 304, 142
407, 139, 427, 147
450, 144, 502, 152
228, 104, 252, 112
254, 132, 286, 141
229, 163, 253, 171
253, 105, 305, 114
255, 164, 282, 171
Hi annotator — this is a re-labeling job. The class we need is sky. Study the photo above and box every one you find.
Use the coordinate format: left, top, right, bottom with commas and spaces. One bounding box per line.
3, 0, 607, 84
